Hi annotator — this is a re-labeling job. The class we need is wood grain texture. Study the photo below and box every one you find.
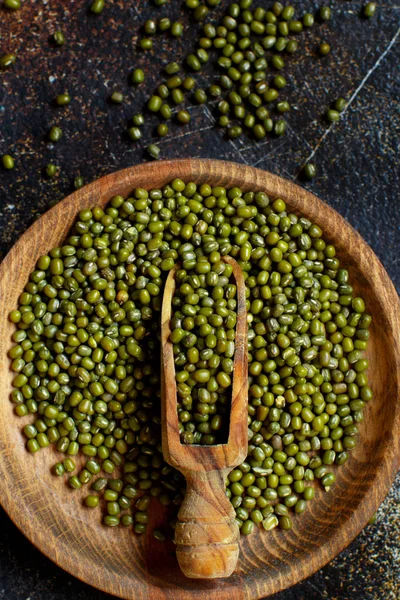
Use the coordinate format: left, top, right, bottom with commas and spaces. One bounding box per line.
0, 159, 399, 600
161, 256, 248, 579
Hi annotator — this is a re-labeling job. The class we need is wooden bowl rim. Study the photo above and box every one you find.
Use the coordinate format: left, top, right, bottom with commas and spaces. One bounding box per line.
0, 158, 399, 600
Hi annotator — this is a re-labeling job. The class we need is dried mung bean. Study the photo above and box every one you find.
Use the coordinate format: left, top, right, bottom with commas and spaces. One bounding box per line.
9, 179, 371, 537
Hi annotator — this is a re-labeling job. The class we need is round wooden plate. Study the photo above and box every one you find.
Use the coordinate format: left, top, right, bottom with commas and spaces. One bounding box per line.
0, 159, 399, 600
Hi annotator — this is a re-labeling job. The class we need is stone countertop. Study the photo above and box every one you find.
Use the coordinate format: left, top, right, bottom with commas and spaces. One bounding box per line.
0, 1, 399, 599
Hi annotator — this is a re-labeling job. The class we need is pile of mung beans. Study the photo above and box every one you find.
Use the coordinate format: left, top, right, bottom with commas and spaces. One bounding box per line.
130, 0, 377, 174
134, 1, 336, 163
170, 258, 238, 445
9, 179, 372, 536
1, 1, 378, 178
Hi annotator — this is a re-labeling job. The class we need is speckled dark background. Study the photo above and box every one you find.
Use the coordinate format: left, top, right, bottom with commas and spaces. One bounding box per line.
0, 1, 399, 599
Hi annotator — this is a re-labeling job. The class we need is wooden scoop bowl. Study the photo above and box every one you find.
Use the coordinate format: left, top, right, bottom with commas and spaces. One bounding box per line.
160, 256, 248, 579
0, 159, 399, 600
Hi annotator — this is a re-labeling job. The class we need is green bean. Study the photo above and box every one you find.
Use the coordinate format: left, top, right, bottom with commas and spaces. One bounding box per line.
194, 88, 207, 104
303, 13, 314, 27
85, 495, 99, 508
319, 6, 331, 21
4, 0, 21, 8
74, 176, 84, 189
132, 68, 145, 84
274, 119, 286, 136
363, 3, 376, 18
51, 31, 66, 46
110, 91, 124, 104
45, 164, 58, 179
144, 19, 157, 35
128, 127, 142, 141
319, 42, 331, 56
132, 113, 145, 127
103, 515, 120, 526
157, 123, 169, 137
48, 126, 63, 142
147, 144, 161, 159
55, 93, 71, 106
334, 98, 347, 112
158, 17, 170, 32
139, 38, 153, 51
148, 96, 163, 112
2, 154, 15, 170
177, 110, 190, 124
326, 109, 340, 123
302, 163, 317, 180
171, 22, 183, 37
0, 53, 17, 69
90, 0, 105, 14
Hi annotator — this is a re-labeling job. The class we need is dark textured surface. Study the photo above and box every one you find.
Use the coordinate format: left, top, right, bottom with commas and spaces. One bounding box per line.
0, 1, 399, 599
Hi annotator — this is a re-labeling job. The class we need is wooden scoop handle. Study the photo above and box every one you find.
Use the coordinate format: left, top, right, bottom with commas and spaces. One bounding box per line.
175, 469, 239, 579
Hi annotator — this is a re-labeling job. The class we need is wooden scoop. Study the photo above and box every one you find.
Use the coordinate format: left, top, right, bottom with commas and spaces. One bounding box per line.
161, 256, 248, 579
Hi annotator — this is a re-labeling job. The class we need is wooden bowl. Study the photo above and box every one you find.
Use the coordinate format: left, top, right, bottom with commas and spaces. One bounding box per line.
0, 159, 399, 600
